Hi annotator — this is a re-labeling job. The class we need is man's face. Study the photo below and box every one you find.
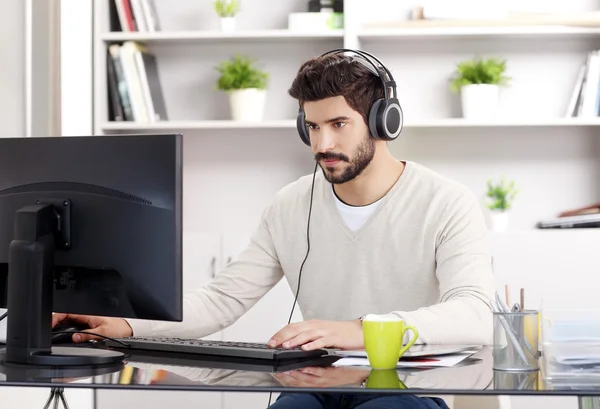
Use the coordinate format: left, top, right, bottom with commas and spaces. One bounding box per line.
303, 96, 375, 184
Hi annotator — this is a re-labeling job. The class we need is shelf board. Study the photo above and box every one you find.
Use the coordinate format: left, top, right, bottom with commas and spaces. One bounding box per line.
100, 120, 297, 131
358, 25, 600, 40
100, 117, 600, 131
100, 29, 344, 43
490, 229, 600, 235
405, 117, 600, 128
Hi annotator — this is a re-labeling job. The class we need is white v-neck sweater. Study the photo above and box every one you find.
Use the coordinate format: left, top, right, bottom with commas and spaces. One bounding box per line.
127, 161, 495, 345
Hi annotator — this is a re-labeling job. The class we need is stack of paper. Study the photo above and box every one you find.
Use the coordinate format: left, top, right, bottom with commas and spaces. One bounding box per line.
332, 350, 477, 368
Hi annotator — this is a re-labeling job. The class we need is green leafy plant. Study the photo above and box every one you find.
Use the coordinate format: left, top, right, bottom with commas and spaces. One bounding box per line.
486, 178, 518, 212
215, 54, 269, 91
450, 57, 511, 93
214, 0, 240, 17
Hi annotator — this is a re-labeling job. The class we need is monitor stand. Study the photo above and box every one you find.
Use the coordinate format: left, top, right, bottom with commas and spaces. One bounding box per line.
0, 202, 124, 367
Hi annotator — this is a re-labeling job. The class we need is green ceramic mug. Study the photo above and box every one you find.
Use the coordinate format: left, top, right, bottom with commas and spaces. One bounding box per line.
362, 314, 419, 370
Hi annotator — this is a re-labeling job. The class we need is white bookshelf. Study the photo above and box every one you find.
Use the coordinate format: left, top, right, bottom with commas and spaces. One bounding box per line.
91, 0, 600, 231
94, 11, 600, 131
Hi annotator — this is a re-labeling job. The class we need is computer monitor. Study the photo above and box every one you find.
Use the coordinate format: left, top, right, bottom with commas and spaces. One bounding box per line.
0, 133, 182, 367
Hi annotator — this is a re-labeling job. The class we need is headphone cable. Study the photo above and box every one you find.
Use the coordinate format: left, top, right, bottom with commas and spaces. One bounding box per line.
267, 161, 318, 407
287, 161, 317, 325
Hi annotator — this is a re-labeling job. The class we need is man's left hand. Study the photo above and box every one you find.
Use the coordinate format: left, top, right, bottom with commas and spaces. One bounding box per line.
268, 319, 363, 351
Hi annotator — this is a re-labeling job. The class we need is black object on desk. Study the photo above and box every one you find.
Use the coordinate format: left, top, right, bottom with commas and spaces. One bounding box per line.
122, 347, 341, 373
104, 336, 330, 363
0, 133, 183, 368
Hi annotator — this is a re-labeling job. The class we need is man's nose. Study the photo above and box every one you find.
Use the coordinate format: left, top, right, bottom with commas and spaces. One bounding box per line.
316, 129, 335, 152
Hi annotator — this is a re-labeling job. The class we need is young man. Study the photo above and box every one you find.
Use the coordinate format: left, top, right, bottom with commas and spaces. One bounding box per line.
52, 51, 495, 405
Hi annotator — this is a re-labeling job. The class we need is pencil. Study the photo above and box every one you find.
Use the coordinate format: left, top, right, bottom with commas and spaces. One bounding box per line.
520, 288, 525, 312
505, 284, 510, 307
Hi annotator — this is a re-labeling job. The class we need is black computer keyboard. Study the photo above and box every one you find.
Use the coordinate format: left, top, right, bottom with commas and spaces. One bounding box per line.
104, 336, 330, 361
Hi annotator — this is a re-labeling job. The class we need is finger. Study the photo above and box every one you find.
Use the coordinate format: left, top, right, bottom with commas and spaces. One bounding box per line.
52, 313, 91, 329
72, 327, 105, 343
66, 314, 95, 327
273, 373, 297, 387
283, 329, 324, 349
269, 322, 307, 347
269, 323, 302, 346
51, 313, 68, 328
300, 367, 328, 377
273, 373, 307, 388
301, 336, 332, 351
285, 370, 321, 383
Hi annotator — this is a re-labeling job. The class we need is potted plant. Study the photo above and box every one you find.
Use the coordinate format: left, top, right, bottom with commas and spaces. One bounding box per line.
215, 54, 269, 122
485, 178, 518, 232
449, 57, 510, 120
214, 0, 240, 32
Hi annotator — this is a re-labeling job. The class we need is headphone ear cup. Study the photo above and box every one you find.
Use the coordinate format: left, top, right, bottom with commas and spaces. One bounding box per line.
297, 108, 311, 146
368, 99, 385, 140
384, 97, 403, 141
368, 98, 403, 141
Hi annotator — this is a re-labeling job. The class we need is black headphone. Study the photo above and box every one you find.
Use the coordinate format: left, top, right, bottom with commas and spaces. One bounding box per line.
296, 48, 403, 147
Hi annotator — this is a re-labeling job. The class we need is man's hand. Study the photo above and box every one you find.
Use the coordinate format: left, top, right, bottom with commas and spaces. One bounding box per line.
268, 319, 363, 351
51, 313, 133, 343
274, 366, 369, 388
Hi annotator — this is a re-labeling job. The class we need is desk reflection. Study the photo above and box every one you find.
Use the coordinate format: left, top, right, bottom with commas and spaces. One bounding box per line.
89, 347, 493, 393
0, 361, 125, 383
0, 346, 502, 394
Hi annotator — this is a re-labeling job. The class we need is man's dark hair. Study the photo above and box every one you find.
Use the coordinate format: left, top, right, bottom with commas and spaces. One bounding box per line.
288, 53, 384, 125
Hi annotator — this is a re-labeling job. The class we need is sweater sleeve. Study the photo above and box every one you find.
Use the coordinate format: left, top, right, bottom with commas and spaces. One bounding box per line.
391, 191, 495, 345
126, 206, 284, 339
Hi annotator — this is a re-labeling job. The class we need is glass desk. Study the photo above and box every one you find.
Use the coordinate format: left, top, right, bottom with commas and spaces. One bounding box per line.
0, 345, 599, 409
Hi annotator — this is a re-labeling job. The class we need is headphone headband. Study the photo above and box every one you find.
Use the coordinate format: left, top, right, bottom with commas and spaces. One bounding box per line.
318, 48, 397, 100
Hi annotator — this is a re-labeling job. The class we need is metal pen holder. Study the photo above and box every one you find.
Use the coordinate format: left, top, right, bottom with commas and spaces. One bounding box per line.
493, 310, 539, 371
493, 369, 539, 391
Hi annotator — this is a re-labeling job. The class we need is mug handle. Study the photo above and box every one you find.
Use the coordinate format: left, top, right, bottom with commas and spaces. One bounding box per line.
398, 325, 419, 357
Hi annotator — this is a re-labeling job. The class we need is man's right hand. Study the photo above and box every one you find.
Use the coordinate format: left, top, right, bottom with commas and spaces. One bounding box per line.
51, 313, 133, 343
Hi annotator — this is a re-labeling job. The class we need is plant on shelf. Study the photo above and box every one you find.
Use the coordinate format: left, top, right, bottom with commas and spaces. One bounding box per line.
215, 54, 269, 122
485, 177, 518, 232
449, 56, 510, 120
214, 0, 240, 32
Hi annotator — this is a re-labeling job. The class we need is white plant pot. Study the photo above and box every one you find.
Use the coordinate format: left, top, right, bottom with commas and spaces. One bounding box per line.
460, 84, 500, 120
220, 17, 235, 32
228, 88, 266, 122
490, 211, 510, 232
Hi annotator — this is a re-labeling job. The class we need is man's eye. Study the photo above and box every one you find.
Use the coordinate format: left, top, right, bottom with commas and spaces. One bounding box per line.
334, 122, 346, 128
307, 124, 318, 130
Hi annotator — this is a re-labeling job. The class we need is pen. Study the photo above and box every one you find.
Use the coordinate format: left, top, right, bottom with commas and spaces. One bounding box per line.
520, 288, 525, 312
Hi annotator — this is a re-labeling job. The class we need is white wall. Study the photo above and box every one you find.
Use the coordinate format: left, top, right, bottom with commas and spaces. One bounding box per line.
0, 1, 94, 408
0, 0, 25, 137
61, 0, 93, 136
28, 0, 61, 137
0, 0, 23, 342
379, 37, 600, 230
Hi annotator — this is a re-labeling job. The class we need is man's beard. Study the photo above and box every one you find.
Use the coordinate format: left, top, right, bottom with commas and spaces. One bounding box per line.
315, 135, 376, 184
